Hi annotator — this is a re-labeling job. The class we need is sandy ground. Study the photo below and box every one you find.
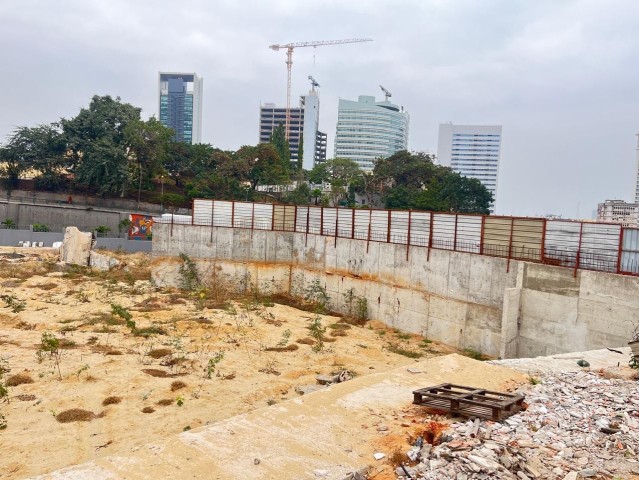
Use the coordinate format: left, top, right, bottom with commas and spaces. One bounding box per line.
0, 248, 471, 480
26, 354, 527, 480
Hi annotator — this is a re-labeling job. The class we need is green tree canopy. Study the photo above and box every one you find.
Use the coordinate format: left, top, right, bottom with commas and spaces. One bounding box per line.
269, 124, 290, 167
371, 150, 493, 214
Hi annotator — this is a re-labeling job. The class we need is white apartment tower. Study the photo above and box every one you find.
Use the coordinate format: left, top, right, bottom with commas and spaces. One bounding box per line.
334, 95, 409, 171
437, 123, 502, 213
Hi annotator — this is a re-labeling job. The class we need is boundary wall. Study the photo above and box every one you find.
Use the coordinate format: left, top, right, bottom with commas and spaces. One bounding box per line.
152, 223, 639, 358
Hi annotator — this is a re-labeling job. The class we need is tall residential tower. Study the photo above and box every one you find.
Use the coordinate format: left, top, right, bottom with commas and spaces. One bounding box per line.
334, 94, 409, 171
437, 123, 502, 213
158, 72, 203, 144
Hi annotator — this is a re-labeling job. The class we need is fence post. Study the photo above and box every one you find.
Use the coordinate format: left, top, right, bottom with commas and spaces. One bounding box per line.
617, 227, 624, 274
575, 222, 584, 277
427, 212, 434, 261
366, 210, 372, 254
506, 218, 514, 273
406, 210, 412, 261
210, 200, 214, 242
271, 204, 275, 231
320, 207, 324, 236
231, 201, 235, 228
292, 205, 297, 233
386, 210, 392, 243
351, 208, 355, 239
480, 215, 486, 255
334, 208, 339, 247
453, 214, 458, 251
305, 206, 310, 247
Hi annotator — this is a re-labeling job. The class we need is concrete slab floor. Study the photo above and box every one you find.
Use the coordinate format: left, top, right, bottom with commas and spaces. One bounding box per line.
29, 354, 527, 480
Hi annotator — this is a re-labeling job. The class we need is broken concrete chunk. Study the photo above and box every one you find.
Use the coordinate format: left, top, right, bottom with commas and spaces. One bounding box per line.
89, 251, 121, 271
60, 227, 92, 266
295, 385, 324, 395
373, 452, 385, 460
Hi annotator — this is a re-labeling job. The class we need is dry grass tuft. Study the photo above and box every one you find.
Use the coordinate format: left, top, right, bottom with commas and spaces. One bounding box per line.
91, 345, 122, 355
15, 321, 36, 330
15, 394, 37, 401
330, 330, 348, 337
141, 406, 155, 413
296, 337, 315, 345
28, 282, 57, 291
170, 380, 187, 391
157, 398, 173, 406
6, 373, 34, 386
264, 344, 299, 352
148, 348, 172, 359
142, 368, 173, 378
55, 408, 101, 423
102, 396, 122, 406
388, 449, 407, 468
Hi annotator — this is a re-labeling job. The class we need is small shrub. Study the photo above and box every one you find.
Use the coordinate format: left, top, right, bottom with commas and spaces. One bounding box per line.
178, 253, 200, 291
176, 396, 184, 407
32, 223, 50, 233
15, 321, 35, 330
6, 373, 34, 387
0, 413, 6, 430
56, 408, 99, 423
461, 349, 489, 361
528, 376, 541, 385
102, 396, 122, 406
141, 406, 155, 413
171, 380, 187, 391
308, 315, 326, 352
134, 326, 166, 337
1, 294, 26, 313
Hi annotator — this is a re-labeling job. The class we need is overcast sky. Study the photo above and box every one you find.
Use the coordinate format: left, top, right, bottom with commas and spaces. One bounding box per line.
1, 0, 638, 217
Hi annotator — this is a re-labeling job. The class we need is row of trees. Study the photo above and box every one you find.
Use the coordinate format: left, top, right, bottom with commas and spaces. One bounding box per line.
0, 95, 493, 214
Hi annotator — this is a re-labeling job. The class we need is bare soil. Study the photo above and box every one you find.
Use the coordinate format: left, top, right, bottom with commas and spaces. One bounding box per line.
0, 248, 457, 479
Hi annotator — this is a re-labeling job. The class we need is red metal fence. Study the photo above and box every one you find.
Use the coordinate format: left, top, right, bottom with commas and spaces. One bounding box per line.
155, 199, 639, 277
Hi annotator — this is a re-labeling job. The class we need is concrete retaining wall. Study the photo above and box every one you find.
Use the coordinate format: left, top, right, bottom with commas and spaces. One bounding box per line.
152, 224, 638, 358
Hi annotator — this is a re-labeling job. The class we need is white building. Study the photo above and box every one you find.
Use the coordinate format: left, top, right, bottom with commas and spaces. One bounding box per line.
437, 123, 502, 213
158, 72, 203, 144
597, 199, 638, 227
334, 95, 409, 171
259, 88, 326, 169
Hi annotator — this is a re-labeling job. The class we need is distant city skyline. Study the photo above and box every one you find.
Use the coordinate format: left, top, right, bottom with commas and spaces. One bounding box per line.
2, 1, 639, 217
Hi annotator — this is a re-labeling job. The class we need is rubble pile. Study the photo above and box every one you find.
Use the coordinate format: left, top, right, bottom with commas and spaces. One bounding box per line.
397, 371, 639, 479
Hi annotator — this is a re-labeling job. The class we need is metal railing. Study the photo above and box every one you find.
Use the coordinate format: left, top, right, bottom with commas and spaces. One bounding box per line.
154, 199, 639, 277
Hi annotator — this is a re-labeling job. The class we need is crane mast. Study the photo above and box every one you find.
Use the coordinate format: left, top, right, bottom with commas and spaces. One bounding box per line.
269, 38, 373, 140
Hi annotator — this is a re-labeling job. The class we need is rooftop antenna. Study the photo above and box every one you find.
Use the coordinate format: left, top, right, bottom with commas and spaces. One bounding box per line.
380, 85, 392, 101
308, 75, 320, 92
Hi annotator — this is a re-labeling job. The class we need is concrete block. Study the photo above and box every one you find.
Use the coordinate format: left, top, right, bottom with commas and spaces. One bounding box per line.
60, 226, 92, 266
89, 251, 120, 271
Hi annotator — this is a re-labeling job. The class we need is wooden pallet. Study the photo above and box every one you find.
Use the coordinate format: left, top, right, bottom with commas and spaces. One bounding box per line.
412, 383, 525, 421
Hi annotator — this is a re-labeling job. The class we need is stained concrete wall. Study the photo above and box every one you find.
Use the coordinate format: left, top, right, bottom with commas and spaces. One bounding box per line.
152, 224, 638, 358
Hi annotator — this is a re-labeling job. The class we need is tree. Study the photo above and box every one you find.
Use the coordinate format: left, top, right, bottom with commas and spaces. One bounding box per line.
124, 117, 173, 206
237, 143, 290, 190
371, 150, 493, 214
61, 95, 141, 196
283, 182, 312, 205
308, 158, 362, 206
164, 141, 192, 187
269, 124, 290, 168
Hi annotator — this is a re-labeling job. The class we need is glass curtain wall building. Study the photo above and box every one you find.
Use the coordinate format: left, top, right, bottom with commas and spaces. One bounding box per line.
334, 95, 409, 171
158, 72, 203, 144
437, 123, 502, 213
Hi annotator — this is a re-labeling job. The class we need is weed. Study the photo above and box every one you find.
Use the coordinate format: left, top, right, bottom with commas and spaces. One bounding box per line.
304, 279, 330, 313
176, 395, 184, 407
0, 413, 6, 430
309, 315, 326, 352
396, 332, 411, 341
178, 253, 200, 290
134, 325, 166, 337
329, 323, 351, 330
183, 425, 191, 431
266, 399, 277, 406
461, 349, 489, 361
37, 332, 64, 380
194, 352, 224, 398
171, 380, 187, 391
1, 294, 26, 313
386, 342, 422, 359
6, 373, 33, 386
262, 329, 292, 375
15, 321, 35, 330
75, 364, 90, 379
528, 376, 541, 385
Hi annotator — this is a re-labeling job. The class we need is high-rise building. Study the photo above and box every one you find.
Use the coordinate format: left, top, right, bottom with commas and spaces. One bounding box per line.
259, 88, 324, 168
437, 123, 502, 213
597, 199, 638, 227
334, 95, 409, 171
158, 72, 203, 144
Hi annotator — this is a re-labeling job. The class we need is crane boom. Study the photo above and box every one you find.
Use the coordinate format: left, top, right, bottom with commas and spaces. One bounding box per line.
269, 38, 373, 141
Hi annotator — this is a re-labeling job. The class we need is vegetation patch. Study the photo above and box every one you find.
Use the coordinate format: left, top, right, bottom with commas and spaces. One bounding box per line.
461, 348, 490, 361
148, 348, 172, 359
170, 380, 187, 391
157, 398, 173, 406
56, 408, 101, 423
141, 406, 155, 414
386, 342, 423, 359
296, 337, 315, 345
264, 344, 299, 352
102, 396, 122, 406
15, 394, 37, 402
6, 373, 34, 386
142, 368, 178, 378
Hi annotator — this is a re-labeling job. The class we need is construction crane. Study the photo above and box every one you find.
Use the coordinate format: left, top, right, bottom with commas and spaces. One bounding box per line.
380, 85, 392, 101
269, 38, 373, 140
308, 75, 320, 92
